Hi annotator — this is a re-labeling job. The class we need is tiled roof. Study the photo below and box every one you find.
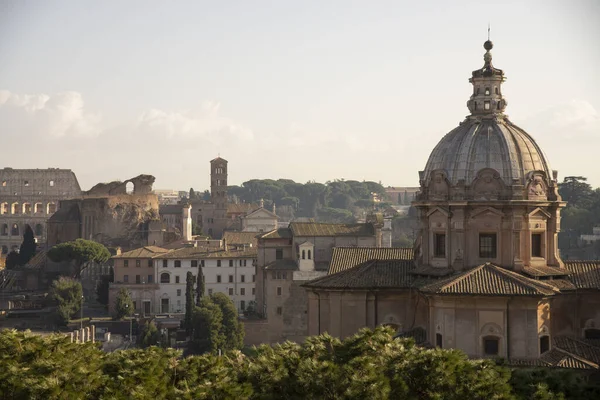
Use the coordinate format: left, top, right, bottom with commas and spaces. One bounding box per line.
155, 247, 257, 259
264, 260, 298, 270
410, 266, 454, 277
545, 279, 576, 291
552, 336, 600, 366
223, 231, 259, 247
290, 222, 375, 237
258, 228, 293, 240
22, 251, 47, 270
303, 259, 415, 290
564, 261, 600, 289
329, 247, 413, 275
420, 263, 559, 296
227, 203, 258, 215
113, 246, 169, 259
522, 266, 571, 277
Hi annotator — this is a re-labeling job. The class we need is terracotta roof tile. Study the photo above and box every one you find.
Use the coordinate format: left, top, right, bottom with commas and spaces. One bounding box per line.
113, 246, 169, 259
564, 261, 600, 289
303, 259, 415, 290
420, 263, 559, 296
553, 336, 600, 366
227, 203, 258, 215
329, 247, 413, 275
290, 222, 375, 237
155, 247, 257, 259
222, 231, 259, 247
23, 251, 47, 270
258, 228, 293, 239
523, 266, 571, 277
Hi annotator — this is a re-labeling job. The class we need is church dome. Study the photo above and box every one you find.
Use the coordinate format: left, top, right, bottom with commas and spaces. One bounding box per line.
419, 41, 556, 200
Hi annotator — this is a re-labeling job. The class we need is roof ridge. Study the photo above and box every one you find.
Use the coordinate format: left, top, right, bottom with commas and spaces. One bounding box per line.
494, 266, 560, 292
436, 263, 488, 291
551, 347, 600, 369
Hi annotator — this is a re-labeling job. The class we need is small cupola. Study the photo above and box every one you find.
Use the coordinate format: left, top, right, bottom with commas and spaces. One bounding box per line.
467, 40, 507, 116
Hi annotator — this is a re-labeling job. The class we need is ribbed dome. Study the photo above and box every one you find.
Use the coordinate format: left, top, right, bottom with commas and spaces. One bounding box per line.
423, 118, 552, 186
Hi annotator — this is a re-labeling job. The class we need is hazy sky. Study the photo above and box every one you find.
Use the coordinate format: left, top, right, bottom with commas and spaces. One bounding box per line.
1, 0, 599, 191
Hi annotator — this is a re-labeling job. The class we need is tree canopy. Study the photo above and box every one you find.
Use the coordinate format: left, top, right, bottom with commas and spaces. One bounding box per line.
114, 287, 134, 320
1, 327, 587, 399
19, 225, 37, 265
47, 239, 111, 278
50, 277, 83, 326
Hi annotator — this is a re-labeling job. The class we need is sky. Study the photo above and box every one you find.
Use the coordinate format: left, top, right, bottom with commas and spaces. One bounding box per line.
1, 0, 599, 191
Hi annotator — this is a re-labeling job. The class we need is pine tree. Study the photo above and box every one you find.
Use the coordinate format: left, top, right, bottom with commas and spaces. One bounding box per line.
211, 292, 244, 351
19, 225, 36, 265
185, 271, 195, 335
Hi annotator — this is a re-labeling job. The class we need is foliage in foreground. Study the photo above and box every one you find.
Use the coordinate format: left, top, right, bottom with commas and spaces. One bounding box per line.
0, 327, 594, 400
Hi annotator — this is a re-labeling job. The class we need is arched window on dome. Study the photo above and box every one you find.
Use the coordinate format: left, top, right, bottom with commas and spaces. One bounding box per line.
485, 87, 490, 95
495, 87, 499, 95
497, 101, 501, 110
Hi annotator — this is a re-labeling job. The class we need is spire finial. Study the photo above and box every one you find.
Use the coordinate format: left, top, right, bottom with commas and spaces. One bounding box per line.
488, 23, 490, 41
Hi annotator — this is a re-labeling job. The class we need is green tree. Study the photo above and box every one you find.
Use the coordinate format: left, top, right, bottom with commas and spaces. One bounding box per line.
47, 239, 111, 278
19, 225, 36, 265
185, 271, 195, 335
211, 292, 244, 351
196, 265, 205, 305
95, 269, 113, 306
190, 298, 224, 354
114, 287, 134, 320
139, 320, 161, 348
189, 187, 196, 200
50, 276, 83, 326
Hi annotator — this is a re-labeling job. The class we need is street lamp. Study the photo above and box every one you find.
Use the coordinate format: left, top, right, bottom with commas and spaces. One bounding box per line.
125, 304, 132, 340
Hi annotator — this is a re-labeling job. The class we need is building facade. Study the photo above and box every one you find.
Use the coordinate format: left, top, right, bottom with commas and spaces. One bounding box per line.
0, 168, 81, 253
303, 40, 600, 367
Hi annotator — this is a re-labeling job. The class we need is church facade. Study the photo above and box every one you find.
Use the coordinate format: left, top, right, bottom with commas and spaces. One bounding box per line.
304, 41, 600, 368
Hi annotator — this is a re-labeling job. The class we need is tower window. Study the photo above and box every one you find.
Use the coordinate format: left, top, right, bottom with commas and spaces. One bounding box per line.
479, 234, 497, 258
484, 101, 490, 110
494, 87, 499, 94
540, 335, 550, 354
497, 101, 501, 110
532, 233, 542, 258
476, 87, 480, 95
485, 87, 490, 95
434, 233, 446, 258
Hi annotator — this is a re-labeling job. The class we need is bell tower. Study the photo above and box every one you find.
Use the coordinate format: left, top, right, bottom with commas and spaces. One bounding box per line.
210, 157, 228, 209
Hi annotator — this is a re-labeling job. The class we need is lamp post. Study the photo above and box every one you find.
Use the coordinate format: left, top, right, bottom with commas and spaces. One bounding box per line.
125, 304, 132, 340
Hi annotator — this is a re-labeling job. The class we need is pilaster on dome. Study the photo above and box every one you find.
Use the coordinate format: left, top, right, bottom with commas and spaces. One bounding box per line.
467, 40, 507, 116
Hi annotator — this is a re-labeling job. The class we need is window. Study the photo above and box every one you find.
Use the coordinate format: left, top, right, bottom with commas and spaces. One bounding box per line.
276, 307, 282, 315
252, 274, 256, 282
136, 260, 141, 267
229, 260, 233, 267
479, 234, 497, 258
272, 272, 276, 279
276, 249, 283, 260
148, 260, 153, 267
241, 300, 246, 310
0, 224, 7, 236
124, 260, 129, 267
148, 274, 153, 283
485, 87, 490, 95
201, 260, 205, 267
252, 288, 255, 295
217, 260, 222, 267
302, 250, 306, 259
163, 260, 168, 268
240, 288, 245, 295
434, 233, 446, 257
175, 276, 180, 284
495, 87, 499, 94
136, 275, 141, 284
483, 336, 499, 356
308, 250, 311, 260
239, 259, 242, 266
476, 87, 480, 95
484, 101, 490, 110
474, 102, 477, 110
436, 333, 443, 348
497, 101, 501, 110
191, 260, 198, 267
123, 275, 129, 283
228, 288, 233, 295
160, 273, 170, 283
49, 180, 54, 187
208, 289, 213, 296
276, 271, 281, 279
10, 224, 19, 236
177, 289, 181, 296
228, 275, 233, 283
540, 336, 550, 354
174, 260, 181, 268
243, 259, 247, 266
532, 233, 542, 258
277, 287, 282, 296
241, 275, 245, 283
217, 275, 221, 283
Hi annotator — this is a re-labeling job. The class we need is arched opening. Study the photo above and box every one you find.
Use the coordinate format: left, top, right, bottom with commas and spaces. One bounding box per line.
160, 273, 170, 283
308, 249, 312, 260
22, 203, 31, 214
485, 87, 490, 95
1, 245, 7, 254
11, 224, 19, 236
585, 329, 600, 339
47, 203, 56, 214
11, 203, 19, 215
35, 224, 43, 236
1, 203, 8, 214
495, 87, 499, 94
482, 335, 500, 356
49, 180, 54, 187
436, 333, 443, 348
126, 181, 134, 194
34, 203, 43, 214
1, 224, 7, 236
540, 335, 550, 354
302, 250, 306, 260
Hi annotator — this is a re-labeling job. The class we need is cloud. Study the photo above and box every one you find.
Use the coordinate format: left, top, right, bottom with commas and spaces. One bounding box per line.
521, 99, 599, 139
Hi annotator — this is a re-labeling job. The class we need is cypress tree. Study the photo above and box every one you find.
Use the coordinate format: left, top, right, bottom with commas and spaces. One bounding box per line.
196, 265, 205, 305
19, 225, 36, 265
185, 271, 195, 335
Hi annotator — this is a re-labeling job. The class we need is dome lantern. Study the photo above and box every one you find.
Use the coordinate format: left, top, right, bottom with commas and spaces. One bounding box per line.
467, 41, 507, 116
